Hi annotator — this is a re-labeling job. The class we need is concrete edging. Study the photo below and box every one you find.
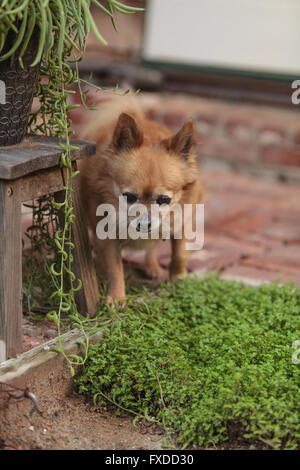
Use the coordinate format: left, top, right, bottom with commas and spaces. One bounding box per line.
0, 329, 103, 384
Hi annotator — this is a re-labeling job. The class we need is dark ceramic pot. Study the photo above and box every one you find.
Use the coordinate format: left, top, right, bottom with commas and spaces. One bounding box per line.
0, 29, 40, 147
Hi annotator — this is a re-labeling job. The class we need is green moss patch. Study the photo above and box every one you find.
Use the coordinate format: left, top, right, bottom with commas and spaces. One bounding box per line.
76, 275, 300, 449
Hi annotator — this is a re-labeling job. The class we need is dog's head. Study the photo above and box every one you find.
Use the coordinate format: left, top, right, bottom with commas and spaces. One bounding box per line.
108, 112, 199, 236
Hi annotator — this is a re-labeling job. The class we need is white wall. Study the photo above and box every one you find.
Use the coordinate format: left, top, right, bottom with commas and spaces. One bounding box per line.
143, 0, 300, 75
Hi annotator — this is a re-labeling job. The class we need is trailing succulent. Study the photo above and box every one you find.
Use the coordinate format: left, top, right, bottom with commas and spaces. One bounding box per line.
0, 0, 143, 373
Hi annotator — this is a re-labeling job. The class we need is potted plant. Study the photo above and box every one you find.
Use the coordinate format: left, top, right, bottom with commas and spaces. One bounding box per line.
0, 0, 143, 146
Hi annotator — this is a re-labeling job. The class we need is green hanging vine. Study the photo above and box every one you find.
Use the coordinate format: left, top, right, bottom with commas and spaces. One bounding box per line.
0, 0, 143, 374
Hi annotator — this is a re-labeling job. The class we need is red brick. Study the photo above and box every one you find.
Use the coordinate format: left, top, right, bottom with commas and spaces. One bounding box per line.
158, 254, 171, 269
268, 244, 300, 261
258, 221, 300, 243
144, 108, 156, 121
187, 252, 241, 272
256, 124, 287, 145
212, 230, 282, 253
156, 240, 172, 257
155, 241, 172, 268
224, 118, 253, 142
220, 214, 272, 233
204, 231, 263, 255
196, 113, 218, 136
68, 106, 85, 125
259, 145, 300, 167
22, 213, 33, 249
150, 109, 165, 124
122, 249, 146, 269
199, 137, 257, 162
221, 264, 300, 286
22, 336, 44, 352
163, 111, 186, 128
232, 231, 282, 250
293, 128, 300, 146
241, 255, 300, 276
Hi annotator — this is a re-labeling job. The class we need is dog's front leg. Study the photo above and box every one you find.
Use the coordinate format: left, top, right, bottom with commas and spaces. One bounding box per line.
170, 237, 188, 280
94, 239, 126, 305
145, 247, 168, 280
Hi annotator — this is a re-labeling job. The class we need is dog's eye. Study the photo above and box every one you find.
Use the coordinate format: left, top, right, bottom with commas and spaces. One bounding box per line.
122, 192, 138, 204
156, 195, 171, 205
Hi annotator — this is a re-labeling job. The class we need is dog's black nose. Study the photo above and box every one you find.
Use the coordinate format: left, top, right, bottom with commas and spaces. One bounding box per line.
136, 218, 151, 232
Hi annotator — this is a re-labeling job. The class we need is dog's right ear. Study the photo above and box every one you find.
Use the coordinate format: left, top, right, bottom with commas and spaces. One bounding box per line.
113, 113, 143, 151
161, 120, 197, 160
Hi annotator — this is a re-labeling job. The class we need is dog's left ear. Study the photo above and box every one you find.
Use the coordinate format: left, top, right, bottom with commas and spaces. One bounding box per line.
113, 113, 144, 151
162, 120, 197, 159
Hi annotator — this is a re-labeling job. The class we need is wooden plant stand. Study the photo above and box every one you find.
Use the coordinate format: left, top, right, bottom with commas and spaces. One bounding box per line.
0, 136, 100, 362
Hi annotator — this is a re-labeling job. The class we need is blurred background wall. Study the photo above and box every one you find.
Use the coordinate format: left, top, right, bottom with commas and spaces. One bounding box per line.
143, 0, 300, 76
75, 0, 300, 182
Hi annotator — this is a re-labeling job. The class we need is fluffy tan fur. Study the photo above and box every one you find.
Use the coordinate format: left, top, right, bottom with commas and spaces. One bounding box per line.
78, 96, 204, 305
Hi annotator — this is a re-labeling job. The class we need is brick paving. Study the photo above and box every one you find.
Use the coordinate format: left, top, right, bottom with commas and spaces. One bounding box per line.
69, 88, 300, 180
140, 93, 300, 173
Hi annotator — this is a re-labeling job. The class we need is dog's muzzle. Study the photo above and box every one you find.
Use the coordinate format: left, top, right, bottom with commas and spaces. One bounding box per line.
136, 214, 152, 233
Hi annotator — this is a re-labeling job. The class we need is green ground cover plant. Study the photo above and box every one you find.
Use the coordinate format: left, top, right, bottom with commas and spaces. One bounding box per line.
76, 275, 300, 449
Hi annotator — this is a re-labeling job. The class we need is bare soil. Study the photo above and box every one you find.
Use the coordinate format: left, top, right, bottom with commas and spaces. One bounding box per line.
0, 386, 271, 450
0, 390, 164, 450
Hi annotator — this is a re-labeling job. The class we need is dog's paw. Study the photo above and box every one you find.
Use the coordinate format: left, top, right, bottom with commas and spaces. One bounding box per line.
145, 265, 169, 281
170, 268, 188, 281
106, 290, 126, 309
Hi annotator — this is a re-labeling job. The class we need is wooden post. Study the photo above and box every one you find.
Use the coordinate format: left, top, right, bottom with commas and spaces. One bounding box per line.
0, 180, 22, 360
0, 137, 99, 360
71, 167, 99, 316
54, 165, 99, 316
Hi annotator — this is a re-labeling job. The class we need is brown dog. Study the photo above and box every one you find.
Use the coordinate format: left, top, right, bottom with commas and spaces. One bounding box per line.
78, 97, 204, 305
